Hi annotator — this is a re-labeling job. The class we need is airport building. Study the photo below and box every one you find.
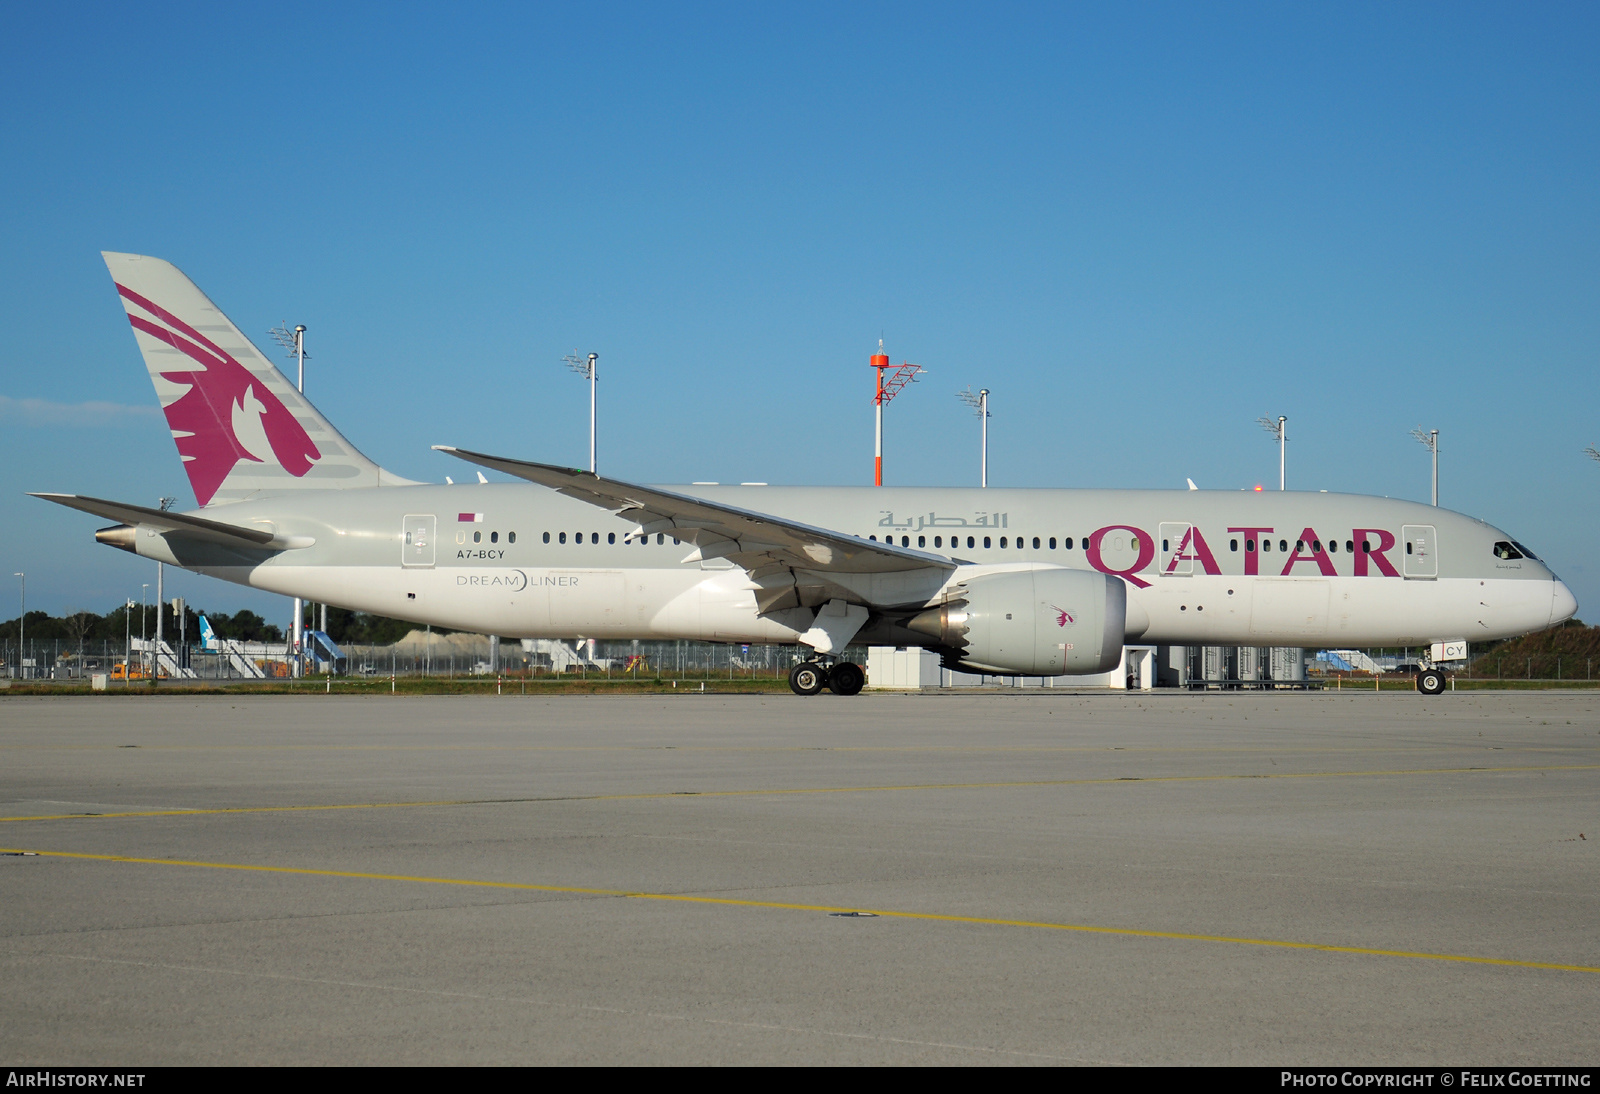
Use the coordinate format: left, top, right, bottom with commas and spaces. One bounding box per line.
863, 644, 1308, 690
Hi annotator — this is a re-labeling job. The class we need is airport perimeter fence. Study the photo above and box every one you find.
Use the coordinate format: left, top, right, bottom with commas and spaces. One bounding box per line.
7, 637, 1595, 686
0, 637, 846, 682
337, 640, 860, 681
0, 637, 296, 682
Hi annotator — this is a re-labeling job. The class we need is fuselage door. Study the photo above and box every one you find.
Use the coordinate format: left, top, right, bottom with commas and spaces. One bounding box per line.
1159, 522, 1193, 576
402, 514, 436, 568
1401, 524, 1437, 579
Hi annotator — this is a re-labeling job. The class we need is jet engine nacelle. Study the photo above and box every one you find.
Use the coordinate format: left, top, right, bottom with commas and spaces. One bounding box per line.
908, 568, 1126, 676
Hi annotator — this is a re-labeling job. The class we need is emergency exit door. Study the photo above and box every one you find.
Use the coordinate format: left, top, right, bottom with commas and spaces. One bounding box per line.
402, 514, 436, 568
1402, 524, 1437, 578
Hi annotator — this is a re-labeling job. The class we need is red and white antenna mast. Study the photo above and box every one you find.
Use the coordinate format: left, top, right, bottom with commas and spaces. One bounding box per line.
871, 340, 924, 486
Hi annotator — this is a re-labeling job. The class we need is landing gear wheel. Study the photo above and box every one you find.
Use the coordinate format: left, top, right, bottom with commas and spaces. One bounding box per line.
1417, 669, 1446, 695
828, 662, 865, 696
789, 662, 826, 696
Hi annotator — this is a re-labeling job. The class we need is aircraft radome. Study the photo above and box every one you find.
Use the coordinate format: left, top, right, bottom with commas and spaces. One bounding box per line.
32, 253, 1578, 697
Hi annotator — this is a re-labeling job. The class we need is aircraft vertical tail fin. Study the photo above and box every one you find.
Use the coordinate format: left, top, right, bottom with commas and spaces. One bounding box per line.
197, 614, 217, 651
101, 252, 415, 507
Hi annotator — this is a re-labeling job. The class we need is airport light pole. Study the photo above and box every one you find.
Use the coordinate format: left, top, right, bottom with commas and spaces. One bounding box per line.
269, 323, 309, 675
956, 387, 990, 487
140, 583, 149, 677
870, 342, 924, 486
1411, 427, 1439, 506
11, 573, 21, 680
563, 351, 598, 474
1258, 415, 1287, 490
124, 599, 134, 687
155, 497, 174, 682
269, 322, 309, 398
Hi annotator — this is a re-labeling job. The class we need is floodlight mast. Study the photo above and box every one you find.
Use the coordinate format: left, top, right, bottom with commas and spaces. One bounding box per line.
1258, 415, 1287, 490
956, 387, 991, 487
1411, 427, 1439, 506
870, 342, 924, 485
11, 573, 21, 681
268, 323, 310, 674
562, 351, 598, 474
155, 497, 174, 685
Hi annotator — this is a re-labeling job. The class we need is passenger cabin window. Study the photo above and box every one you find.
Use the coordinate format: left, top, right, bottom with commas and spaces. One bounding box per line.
542, 532, 550, 544
508, 532, 516, 544
983, 536, 992, 548
918, 535, 926, 547
559, 532, 567, 544
1494, 542, 1524, 560
490, 531, 498, 543
967, 536, 975, 548
1032, 537, 1040, 549
1049, 537, 1056, 549
474, 531, 482, 543
934, 536, 942, 548
999, 537, 1008, 548
1279, 539, 1287, 552
1065, 537, 1074, 549
608, 532, 616, 544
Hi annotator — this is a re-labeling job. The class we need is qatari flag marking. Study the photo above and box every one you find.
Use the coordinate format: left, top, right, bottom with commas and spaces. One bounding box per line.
458, 513, 483, 523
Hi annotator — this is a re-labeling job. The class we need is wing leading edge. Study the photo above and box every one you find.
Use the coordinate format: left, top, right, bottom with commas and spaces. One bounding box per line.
433, 447, 956, 614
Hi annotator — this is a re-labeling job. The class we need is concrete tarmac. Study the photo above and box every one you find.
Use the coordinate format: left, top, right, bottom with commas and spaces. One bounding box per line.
0, 690, 1596, 1065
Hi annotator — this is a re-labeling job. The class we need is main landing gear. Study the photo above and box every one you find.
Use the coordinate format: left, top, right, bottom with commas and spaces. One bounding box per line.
789, 660, 865, 697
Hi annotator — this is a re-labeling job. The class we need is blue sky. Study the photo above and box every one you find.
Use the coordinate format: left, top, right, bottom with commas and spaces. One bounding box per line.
4, 2, 1599, 623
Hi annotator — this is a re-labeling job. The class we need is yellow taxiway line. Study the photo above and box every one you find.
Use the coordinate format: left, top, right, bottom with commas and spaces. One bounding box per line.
4, 846, 1596, 976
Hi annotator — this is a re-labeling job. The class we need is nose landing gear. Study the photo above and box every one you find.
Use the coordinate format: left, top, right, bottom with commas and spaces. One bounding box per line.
1416, 668, 1446, 695
788, 659, 866, 696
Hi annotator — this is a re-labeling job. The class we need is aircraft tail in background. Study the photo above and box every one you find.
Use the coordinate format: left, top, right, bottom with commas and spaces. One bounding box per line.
101, 252, 415, 508
197, 614, 218, 651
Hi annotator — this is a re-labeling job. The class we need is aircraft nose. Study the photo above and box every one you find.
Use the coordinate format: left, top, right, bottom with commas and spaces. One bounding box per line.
1551, 579, 1579, 626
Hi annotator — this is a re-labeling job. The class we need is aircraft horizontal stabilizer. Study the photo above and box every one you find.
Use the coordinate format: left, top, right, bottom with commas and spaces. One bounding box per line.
30, 494, 313, 551
432, 447, 954, 578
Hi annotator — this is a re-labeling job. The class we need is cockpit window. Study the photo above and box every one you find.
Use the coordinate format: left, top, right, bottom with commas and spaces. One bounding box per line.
1493, 541, 1524, 561
1511, 540, 1540, 561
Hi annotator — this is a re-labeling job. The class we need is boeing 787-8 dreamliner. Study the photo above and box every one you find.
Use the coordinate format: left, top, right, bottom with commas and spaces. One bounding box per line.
33, 253, 1577, 696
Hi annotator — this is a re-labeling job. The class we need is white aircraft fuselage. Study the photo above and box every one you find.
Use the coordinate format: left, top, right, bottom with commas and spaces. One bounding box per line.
105, 481, 1571, 651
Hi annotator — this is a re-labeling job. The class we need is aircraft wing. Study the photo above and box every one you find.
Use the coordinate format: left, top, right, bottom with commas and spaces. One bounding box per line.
30, 493, 313, 550
435, 448, 956, 612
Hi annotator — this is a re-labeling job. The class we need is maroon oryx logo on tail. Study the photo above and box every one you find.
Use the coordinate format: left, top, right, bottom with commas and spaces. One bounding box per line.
118, 283, 320, 505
